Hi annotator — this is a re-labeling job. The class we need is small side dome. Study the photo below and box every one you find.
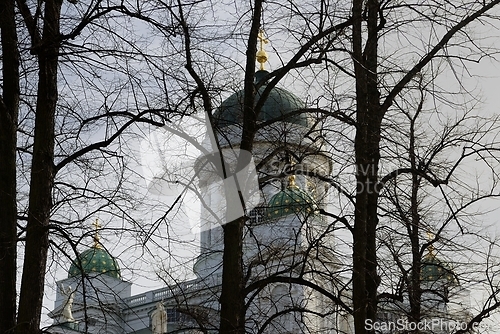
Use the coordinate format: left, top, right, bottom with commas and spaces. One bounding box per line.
420, 249, 456, 285
68, 247, 121, 279
214, 71, 310, 128
267, 176, 317, 220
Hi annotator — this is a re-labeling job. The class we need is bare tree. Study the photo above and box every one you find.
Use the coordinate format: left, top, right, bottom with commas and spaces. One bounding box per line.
376, 77, 500, 331
4, 0, 500, 333
0, 1, 184, 332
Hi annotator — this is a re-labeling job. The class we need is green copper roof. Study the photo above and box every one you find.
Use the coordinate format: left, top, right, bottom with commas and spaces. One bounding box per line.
214, 71, 309, 127
267, 179, 317, 220
68, 247, 121, 279
420, 251, 456, 284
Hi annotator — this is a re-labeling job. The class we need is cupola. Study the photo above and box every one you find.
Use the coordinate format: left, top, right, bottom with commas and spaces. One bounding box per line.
267, 175, 317, 220
420, 244, 456, 285
68, 220, 121, 279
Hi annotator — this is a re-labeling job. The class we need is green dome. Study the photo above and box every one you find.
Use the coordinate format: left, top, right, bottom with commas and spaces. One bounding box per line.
214, 71, 309, 127
420, 251, 456, 284
68, 246, 121, 279
267, 178, 317, 220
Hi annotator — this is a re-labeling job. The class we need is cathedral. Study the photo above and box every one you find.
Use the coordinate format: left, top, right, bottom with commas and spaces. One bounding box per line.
48, 34, 469, 334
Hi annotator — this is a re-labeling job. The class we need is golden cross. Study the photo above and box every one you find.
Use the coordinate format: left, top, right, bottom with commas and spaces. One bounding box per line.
92, 219, 103, 249
257, 29, 268, 51
92, 219, 102, 231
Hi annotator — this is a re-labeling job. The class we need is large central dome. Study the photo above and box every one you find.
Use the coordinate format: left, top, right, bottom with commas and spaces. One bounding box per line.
214, 70, 310, 128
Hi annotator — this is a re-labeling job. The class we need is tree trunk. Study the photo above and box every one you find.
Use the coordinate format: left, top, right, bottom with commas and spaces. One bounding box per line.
352, 0, 381, 333
219, 217, 246, 333
364, 0, 382, 328
408, 110, 422, 327
218, 2, 263, 332
16, 0, 62, 332
0, 0, 20, 332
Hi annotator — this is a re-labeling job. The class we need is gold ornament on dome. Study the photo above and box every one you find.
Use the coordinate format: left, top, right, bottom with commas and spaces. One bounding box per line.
256, 29, 269, 70
92, 219, 103, 249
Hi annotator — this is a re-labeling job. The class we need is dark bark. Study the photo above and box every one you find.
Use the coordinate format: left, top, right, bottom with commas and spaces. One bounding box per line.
351, 0, 368, 331
0, 0, 20, 332
15, 0, 62, 332
219, 217, 247, 333
408, 98, 423, 328
364, 0, 381, 328
352, 1, 382, 333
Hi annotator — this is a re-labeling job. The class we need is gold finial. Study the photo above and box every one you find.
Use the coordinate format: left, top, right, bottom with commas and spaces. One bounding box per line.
426, 231, 435, 256
256, 29, 269, 70
288, 175, 298, 188
92, 219, 103, 249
